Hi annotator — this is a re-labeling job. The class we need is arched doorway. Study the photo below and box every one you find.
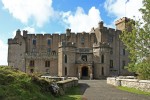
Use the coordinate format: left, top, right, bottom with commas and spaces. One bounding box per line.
82, 66, 88, 77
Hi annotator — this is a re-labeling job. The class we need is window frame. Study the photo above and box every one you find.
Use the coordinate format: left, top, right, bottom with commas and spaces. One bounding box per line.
45, 61, 50, 67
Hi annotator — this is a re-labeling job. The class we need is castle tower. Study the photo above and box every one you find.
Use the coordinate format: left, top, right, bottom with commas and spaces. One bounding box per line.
8, 29, 26, 71
58, 41, 76, 77
115, 17, 133, 31
93, 42, 111, 78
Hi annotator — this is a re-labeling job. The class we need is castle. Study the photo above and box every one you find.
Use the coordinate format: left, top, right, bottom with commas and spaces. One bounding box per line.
8, 17, 132, 79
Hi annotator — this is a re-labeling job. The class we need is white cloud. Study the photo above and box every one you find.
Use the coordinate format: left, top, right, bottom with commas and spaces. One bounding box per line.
104, 0, 143, 20
62, 7, 102, 32
23, 27, 35, 33
2, 0, 54, 27
0, 40, 8, 65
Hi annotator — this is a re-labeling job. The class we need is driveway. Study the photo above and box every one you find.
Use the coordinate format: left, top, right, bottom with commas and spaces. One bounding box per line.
79, 80, 150, 100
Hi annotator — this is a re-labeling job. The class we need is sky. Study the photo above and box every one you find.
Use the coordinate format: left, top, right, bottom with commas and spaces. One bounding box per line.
0, 0, 143, 65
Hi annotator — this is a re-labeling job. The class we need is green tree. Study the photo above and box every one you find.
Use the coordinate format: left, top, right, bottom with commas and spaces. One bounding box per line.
120, 0, 150, 79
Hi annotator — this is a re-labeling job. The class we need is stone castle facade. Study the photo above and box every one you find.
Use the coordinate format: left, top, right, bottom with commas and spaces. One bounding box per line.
8, 17, 132, 79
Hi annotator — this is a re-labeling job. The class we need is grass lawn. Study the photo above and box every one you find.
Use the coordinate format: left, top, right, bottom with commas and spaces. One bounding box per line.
117, 86, 150, 96
55, 86, 82, 100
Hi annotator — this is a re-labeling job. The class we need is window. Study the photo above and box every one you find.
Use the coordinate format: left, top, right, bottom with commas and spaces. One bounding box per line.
30, 60, 34, 67
123, 49, 125, 55
32, 39, 36, 45
45, 61, 50, 67
81, 36, 84, 44
81, 55, 87, 61
65, 67, 67, 76
110, 60, 113, 68
47, 39, 51, 45
101, 55, 104, 63
30, 69, 34, 73
64, 55, 67, 63
122, 60, 126, 69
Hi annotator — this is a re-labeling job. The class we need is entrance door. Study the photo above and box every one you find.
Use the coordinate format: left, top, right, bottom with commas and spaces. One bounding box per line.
82, 66, 88, 76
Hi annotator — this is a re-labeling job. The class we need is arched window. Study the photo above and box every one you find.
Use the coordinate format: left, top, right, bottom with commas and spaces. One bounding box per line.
64, 55, 67, 63
101, 54, 104, 63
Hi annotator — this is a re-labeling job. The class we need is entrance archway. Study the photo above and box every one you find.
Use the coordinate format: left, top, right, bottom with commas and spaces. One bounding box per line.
82, 66, 88, 76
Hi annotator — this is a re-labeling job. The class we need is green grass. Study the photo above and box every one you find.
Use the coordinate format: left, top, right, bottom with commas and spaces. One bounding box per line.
117, 86, 150, 96
0, 66, 82, 100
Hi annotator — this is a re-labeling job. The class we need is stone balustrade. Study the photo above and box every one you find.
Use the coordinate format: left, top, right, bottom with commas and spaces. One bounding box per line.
107, 77, 150, 92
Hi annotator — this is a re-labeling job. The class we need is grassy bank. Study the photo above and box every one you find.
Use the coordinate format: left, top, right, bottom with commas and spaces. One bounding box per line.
0, 66, 81, 100
117, 86, 150, 96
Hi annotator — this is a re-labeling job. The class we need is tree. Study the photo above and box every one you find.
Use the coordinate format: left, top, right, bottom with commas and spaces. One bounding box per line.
120, 0, 150, 79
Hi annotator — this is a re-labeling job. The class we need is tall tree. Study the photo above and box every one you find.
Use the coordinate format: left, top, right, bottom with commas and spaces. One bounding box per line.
120, 0, 150, 79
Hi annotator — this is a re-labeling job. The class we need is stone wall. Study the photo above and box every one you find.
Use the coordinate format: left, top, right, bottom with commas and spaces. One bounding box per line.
107, 77, 150, 92
57, 78, 78, 91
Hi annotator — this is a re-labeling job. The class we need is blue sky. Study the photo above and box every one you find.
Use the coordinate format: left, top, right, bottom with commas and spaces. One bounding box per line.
0, 0, 143, 65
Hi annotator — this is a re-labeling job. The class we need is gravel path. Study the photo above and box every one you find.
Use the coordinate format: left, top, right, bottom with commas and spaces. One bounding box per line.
79, 80, 150, 100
